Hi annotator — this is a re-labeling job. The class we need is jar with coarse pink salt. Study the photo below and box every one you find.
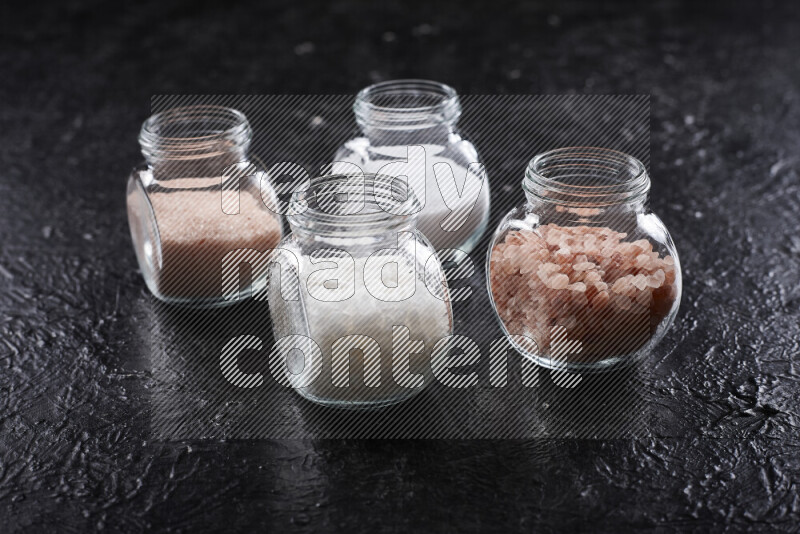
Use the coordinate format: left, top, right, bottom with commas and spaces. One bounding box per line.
487, 147, 681, 372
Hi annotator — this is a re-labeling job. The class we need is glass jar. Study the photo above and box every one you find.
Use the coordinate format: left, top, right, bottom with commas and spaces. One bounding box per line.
126, 105, 283, 307
333, 80, 490, 254
268, 174, 454, 409
487, 148, 681, 372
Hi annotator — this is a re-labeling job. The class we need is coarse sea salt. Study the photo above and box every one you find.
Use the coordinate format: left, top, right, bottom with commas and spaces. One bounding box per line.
275, 254, 453, 406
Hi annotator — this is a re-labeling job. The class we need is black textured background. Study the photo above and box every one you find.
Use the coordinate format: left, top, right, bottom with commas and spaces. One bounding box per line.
2, 0, 800, 531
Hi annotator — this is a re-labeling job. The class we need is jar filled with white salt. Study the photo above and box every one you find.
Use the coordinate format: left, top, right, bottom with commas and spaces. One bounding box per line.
487, 148, 682, 372
333, 80, 490, 254
126, 105, 283, 306
268, 173, 454, 408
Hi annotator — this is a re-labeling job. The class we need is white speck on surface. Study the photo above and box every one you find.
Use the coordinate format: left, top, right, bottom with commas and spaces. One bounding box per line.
294, 42, 315, 55
83, 233, 94, 240
382, 31, 396, 42
547, 14, 561, 27
770, 159, 792, 177
694, 211, 704, 219
788, 235, 800, 254
684, 114, 695, 126
508, 69, 521, 80
412, 23, 435, 36
310, 116, 324, 128
42, 225, 52, 238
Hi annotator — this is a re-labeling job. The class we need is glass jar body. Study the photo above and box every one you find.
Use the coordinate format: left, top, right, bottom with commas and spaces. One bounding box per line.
334, 128, 490, 253
334, 80, 490, 253
268, 226, 454, 409
126, 106, 283, 307
487, 151, 681, 372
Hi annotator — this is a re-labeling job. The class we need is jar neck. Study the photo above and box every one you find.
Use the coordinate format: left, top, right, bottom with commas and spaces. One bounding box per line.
138, 105, 251, 178
354, 80, 461, 140
523, 147, 650, 216
288, 174, 421, 243
290, 221, 417, 251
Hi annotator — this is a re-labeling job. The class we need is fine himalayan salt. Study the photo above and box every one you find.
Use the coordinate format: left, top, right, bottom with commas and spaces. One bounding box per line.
489, 224, 678, 363
139, 188, 282, 299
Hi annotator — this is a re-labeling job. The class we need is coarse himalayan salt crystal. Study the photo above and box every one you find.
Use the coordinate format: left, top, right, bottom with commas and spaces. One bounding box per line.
568, 282, 587, 292
519, 260, 538, 275
631, 239, 652, 255
489, 224, 677, 363
635, 254, 652, 267
611, 276, 635, 296
569, 269, 586, 283
506, 231, 525, 246
540, 262, 561, 274
490, 245, 505, 261
585, 271, 602, 284
647, 269, 666, 287
555, 246, 572, 259
584, 270, 602, 282
549, 273, 570, 289
631, 274, 649, 291
573, 261, 597, 272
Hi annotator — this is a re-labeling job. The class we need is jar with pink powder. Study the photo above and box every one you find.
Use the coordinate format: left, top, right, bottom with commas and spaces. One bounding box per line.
126, 105, 283, 306
487, 148, 681, 372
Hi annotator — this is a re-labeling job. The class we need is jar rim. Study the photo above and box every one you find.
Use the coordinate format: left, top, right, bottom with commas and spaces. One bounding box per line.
354, 79, 461, 129
139, 105, 252, 160
523, 147, 650, 207
288, 173, 422, 235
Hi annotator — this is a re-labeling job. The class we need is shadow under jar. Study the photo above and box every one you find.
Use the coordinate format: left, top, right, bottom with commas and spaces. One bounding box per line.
333, 79, 490, 254
268, 174, 454, 409
126, 105, 283, 307
487, 148, 682, 372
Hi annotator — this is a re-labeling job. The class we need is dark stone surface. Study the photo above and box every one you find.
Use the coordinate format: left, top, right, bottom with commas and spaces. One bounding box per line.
2, 0, 800, 531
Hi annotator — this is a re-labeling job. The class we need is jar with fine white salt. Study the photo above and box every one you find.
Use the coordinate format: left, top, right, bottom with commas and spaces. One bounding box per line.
268, 174, 454, 408
333, 80, 490, 254
487, 148, 682, 372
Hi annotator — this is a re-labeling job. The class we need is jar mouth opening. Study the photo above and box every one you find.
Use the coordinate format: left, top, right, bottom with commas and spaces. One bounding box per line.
289, 173, 422, 235
354, 79, 461, 129
139, 105, 252, 160
523, 147, 650, 207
